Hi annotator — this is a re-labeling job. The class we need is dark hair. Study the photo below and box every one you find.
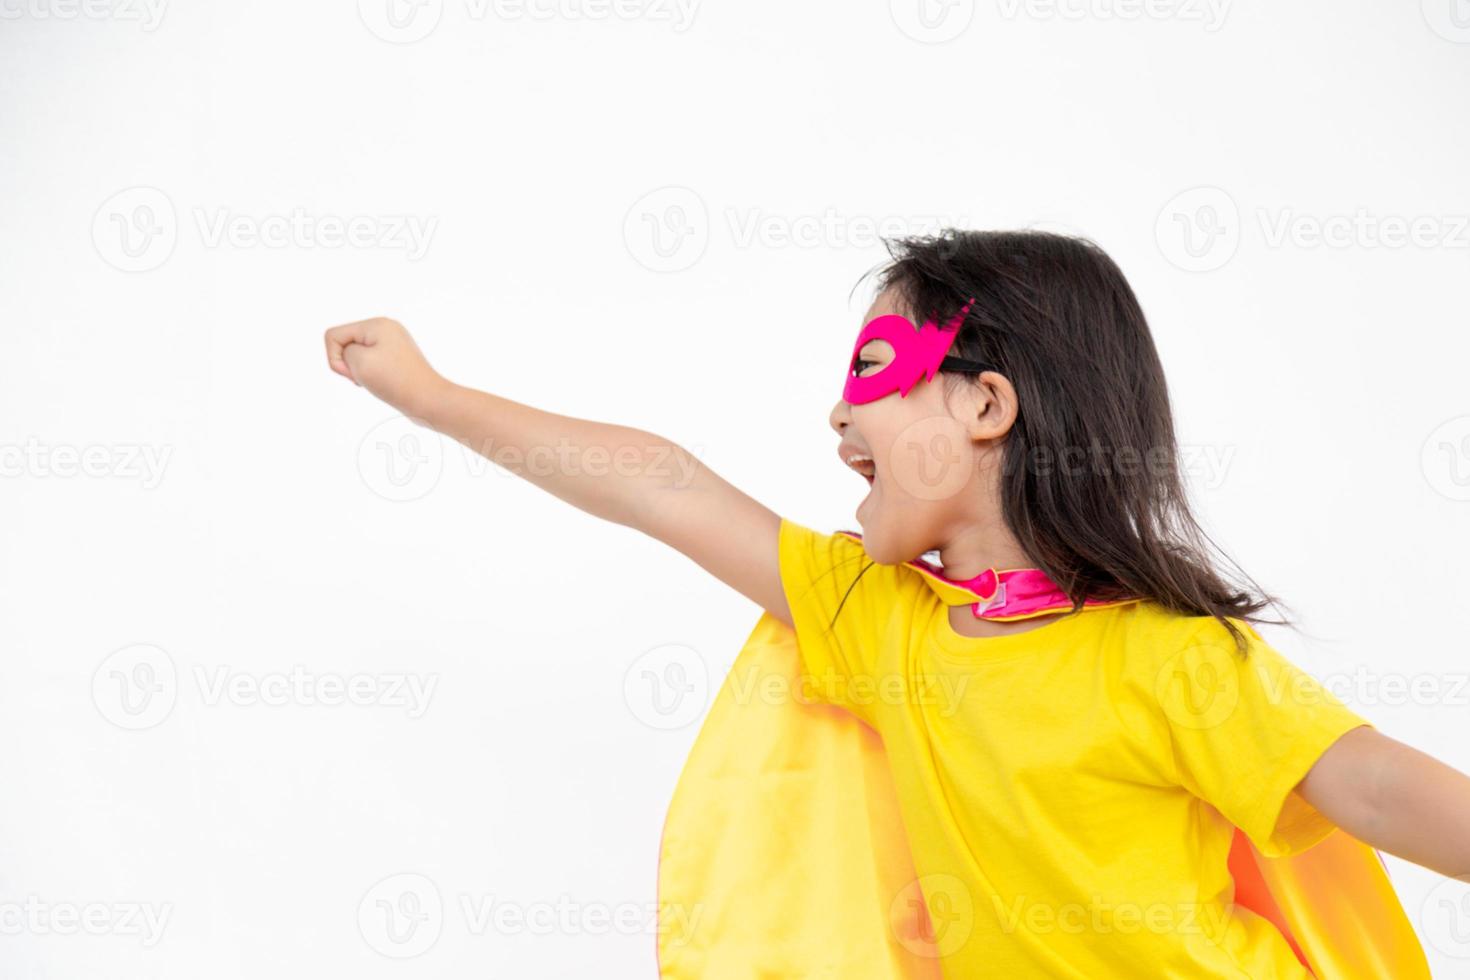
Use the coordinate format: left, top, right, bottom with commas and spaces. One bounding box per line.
838, 228, 1287, 653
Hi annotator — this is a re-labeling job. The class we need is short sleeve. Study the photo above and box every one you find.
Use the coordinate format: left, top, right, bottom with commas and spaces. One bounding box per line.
1152, 620, 1372, 858
776, 517, 911, 724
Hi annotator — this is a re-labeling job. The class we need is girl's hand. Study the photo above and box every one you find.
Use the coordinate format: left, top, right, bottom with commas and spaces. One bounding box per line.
324, 317, 449, 417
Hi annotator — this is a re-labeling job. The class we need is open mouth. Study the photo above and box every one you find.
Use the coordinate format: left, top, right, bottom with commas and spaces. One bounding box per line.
844, 453, 876, 486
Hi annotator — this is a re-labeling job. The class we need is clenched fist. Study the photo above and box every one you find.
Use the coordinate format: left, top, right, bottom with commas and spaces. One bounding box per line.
324, 317, 449, 417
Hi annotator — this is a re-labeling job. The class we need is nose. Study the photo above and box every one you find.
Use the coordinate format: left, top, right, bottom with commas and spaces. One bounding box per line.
829, 398, 851, 436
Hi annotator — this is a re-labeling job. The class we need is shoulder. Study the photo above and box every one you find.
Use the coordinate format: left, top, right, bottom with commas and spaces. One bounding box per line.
1105, 602, 1340, 720
1101, 600, 1264, 685
776, 518, 927, 600
1109, 599, 1257, 649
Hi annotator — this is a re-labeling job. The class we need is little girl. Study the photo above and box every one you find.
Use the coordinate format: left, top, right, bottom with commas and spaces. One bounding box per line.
326, 229, 1470, 977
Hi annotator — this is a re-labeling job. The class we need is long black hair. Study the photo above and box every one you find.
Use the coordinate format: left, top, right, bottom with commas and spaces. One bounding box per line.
837, 228, 1286, 653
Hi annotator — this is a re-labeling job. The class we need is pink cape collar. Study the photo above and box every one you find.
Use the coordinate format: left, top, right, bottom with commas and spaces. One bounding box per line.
833, 529, 1140, 621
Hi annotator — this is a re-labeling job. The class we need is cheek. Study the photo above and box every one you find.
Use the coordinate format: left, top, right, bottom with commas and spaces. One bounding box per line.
854, 405, 917, 492
850, 405, 897, 467
872, 399, 979, 505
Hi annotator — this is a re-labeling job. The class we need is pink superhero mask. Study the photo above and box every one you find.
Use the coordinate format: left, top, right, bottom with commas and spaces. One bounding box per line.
841, 297, 998, 405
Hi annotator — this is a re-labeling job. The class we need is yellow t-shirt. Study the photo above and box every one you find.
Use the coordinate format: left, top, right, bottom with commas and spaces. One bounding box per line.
776, 517, 1372, 979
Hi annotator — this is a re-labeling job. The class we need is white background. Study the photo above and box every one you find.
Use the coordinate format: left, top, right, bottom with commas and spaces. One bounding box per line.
3, 0, 1470, 976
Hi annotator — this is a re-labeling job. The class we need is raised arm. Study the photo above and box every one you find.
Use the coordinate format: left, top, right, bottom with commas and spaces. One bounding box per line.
325, 317, 792, 625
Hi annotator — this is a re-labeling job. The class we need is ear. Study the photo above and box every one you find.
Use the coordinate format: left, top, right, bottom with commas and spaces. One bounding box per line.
957, 371, 1019, 444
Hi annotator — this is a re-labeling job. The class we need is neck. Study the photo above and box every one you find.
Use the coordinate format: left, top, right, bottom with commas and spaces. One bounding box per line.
934, 518, 1034, 582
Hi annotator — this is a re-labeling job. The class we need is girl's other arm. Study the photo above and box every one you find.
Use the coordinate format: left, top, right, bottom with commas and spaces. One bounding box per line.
1298, 725, 1470, 883
325, 317, 793, 626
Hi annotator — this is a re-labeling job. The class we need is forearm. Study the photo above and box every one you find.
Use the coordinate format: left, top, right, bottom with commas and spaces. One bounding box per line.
1301, 727, 1470, 882
417, 380, 703, 530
